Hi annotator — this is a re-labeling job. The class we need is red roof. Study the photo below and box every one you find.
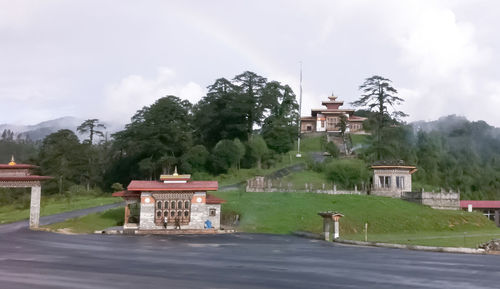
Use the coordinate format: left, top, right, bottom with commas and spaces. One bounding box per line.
0, 164, 38, 169
206, 194, 226, 204
127, 180, 218, 191
460, 200, 500, 209
111, 190, 140, 197
0, 176, 53, 181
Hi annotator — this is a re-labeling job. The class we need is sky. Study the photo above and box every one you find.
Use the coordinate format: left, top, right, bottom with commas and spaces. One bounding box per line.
2, 0, 500, 127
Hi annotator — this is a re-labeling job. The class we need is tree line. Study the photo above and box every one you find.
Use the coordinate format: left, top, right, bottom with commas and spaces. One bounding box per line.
2, 71, 299, 194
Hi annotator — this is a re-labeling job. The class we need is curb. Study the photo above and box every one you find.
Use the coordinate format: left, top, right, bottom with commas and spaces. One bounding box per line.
333, 239, 487, 254
292, 231, 488, 254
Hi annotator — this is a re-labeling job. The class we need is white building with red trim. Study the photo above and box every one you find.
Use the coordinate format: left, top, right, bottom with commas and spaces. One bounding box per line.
113, 169, 225, 234
300, 94, 367, 134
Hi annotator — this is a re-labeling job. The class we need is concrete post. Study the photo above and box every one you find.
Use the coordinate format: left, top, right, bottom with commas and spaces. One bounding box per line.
323, 219, 331, 241
334, 220, 340, 239
495, 210, 500, 227
29, 185, 41, 228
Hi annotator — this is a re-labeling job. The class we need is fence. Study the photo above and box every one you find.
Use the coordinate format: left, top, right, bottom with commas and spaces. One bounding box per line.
245, 176, 367, 195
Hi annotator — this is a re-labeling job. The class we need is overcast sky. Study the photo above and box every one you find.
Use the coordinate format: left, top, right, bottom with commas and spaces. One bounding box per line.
2, 0, 500, 127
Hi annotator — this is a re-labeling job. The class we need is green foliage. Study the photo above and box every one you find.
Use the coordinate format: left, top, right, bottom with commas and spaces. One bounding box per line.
325, 142, 340, 157
111, 183, 124, 192
248, 135, 269, 169
261, 82, 299, 154
324, 159, 370, 189
111, 95, 192, 181
180, 144, 210, 173
211, 139, 240, 173
77, 119, 106, 144
39, 129, 85, 194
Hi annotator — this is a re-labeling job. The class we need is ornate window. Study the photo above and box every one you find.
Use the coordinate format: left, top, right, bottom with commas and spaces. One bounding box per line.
153, 192, 194, 225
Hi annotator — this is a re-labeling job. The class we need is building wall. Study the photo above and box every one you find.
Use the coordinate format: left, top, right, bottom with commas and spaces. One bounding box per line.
372, 169, 412, 194
139, 192, 155, 229
138, 191, 221, 230
301, 120, 316, 132
402, 191, 460, 210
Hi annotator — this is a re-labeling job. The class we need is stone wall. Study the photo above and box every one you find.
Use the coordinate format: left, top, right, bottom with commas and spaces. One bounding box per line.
401, 191, 460, 210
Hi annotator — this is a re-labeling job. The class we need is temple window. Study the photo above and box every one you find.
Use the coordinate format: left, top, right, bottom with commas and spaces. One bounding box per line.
177, 211, 182, 217
185, 201, 190, 209
184, 211, 189, 217
178, 201, 182, 209
396, 176, 405, 189
164, 201, 169, 209
156, 210, 162, 218
170, 211, 175, 217
209, 208, 216, 216
171, 201, 176, 209
157, 201, 162, 209
379, 176, 391, 188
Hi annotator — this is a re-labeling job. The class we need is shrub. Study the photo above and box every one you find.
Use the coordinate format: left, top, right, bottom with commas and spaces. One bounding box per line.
325, 142, 340, 157
324, 159, 370, 189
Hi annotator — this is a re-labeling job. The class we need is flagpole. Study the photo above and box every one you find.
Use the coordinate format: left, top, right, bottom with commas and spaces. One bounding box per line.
296, 61, 303, 158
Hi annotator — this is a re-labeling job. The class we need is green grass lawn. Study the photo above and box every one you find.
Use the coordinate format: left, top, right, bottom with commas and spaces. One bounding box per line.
297, 135, 323, 152
280, 170, 331, 190
43, 207, 124, 234
213, 191, 500, 247
0, 195, 121, 224
350, 134, 368, 146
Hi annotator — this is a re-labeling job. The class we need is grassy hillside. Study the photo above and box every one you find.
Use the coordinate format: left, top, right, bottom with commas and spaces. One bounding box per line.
214, 191, 500, 247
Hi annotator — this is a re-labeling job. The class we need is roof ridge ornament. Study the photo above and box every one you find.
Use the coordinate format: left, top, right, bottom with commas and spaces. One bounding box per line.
8, 155, 16, 166
173, 166, 178, 176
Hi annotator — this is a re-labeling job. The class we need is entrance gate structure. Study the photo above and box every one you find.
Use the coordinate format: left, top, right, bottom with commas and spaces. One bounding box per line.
0, 157, 52, 228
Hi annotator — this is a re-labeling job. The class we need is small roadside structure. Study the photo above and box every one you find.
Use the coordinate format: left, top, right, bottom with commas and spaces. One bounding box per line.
0, 156, 52, 228
318, 211, 344, 241
460, 200, 500, 227
112, 168, 225, 234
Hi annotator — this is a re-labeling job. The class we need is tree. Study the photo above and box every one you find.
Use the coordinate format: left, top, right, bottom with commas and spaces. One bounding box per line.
193, 78, 247, 148
337, 114, 348, 154
180, 145, 210, 173
233, 138, 246, 170
248, 135, 268, 169
112, 95, 193, 180
233, 71, 268, 137
38, 129, 85, 193
261, 81, 299, 154
211, 139, 240, 173
352, 75, 407, 159
77, 119, 106, 144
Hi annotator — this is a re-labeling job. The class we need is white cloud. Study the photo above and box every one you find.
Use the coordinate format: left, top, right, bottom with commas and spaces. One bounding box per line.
100, 67, 204, 124
399, 8, 488, 77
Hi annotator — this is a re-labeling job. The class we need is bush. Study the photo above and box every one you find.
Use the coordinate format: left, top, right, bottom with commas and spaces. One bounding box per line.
324, 159, 370, 189
325, 142, 340, 157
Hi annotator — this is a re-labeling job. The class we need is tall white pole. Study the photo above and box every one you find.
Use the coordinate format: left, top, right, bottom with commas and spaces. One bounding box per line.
296, 62, 303, 158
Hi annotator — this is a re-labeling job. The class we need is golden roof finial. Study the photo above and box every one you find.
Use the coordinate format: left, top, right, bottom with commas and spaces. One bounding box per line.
8, 155, 16, 166
173, 166, 178, 176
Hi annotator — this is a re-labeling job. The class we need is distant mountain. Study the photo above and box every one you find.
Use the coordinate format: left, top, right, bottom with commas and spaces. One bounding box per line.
0, 117, 124, 141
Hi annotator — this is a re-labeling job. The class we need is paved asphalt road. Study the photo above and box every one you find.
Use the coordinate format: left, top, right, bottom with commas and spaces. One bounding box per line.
1, 208, 499, 289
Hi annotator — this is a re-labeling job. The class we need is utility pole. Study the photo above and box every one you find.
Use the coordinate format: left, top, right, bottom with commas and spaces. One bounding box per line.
296, 61, 303, 158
